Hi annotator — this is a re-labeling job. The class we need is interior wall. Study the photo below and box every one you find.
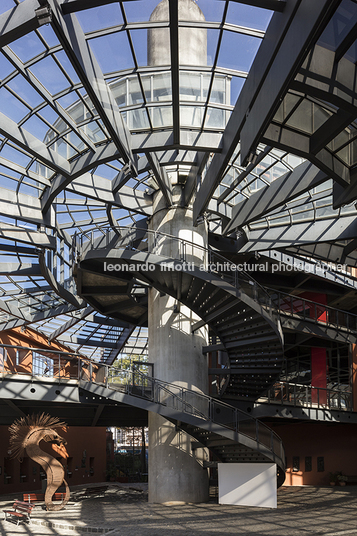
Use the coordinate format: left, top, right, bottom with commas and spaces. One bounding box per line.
0, 425, 107, 495
269, 421, 357, 486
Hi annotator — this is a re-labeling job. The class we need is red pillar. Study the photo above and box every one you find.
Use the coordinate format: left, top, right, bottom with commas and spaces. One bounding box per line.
352, 345, 357, 412
301, 292, 328, 405
311, 347, 327, 404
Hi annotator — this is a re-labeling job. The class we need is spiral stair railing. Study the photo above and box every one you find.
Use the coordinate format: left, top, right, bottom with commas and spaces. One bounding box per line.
80, 361, 286, 486
73, 225, 279, 324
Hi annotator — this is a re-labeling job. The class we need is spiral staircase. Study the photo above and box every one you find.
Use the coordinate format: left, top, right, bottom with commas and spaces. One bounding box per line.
69, 225, 286, 484
74, 227, 285, 401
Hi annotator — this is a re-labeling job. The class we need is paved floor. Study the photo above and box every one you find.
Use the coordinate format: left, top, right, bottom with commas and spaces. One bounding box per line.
1, 484, 357, 536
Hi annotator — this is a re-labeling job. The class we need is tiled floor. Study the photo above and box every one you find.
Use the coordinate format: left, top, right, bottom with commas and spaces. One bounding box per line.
1, 484, 357, 536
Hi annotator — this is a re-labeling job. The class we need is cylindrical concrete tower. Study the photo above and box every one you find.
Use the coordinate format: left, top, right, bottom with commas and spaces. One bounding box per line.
148, 186, 209, 504
147, 0, 210, 504
148, 0, 207, 66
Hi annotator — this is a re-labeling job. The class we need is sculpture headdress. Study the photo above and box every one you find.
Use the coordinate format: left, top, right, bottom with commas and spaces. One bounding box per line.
8, 413, 67, 460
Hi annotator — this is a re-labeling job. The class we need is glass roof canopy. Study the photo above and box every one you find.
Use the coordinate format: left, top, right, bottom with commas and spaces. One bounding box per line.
0, 0, 357, 361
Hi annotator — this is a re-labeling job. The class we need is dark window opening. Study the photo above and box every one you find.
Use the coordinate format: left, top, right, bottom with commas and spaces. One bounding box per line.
317, 456, 324, 472
305, 456, 312, 472
293, 456, 300, 472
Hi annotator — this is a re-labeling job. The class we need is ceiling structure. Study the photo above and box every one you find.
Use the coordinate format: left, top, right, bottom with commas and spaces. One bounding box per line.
0, 0, 357, 363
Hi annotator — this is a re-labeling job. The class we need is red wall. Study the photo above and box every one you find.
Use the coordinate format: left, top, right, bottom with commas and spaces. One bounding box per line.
0, 425, 107, 495
270, 421, 357, 486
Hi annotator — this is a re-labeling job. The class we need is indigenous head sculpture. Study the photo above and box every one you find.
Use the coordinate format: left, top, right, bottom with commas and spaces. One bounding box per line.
9, 413, 70, 511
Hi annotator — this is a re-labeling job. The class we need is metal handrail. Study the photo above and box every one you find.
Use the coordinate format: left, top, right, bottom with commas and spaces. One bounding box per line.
1, 348, 285, 468
80, 360, 285, 467
72, 225, 278, 319
0, 346, 83, 383
267, 289, 357, 332
262, 380, 352, 411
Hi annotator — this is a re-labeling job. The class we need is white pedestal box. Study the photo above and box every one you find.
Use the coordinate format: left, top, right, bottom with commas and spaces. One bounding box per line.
218, 463, 277, 508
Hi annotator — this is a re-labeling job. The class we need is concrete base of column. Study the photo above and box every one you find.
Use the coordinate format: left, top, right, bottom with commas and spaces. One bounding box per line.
148, 292, 210, 503
148, 413, 209, 504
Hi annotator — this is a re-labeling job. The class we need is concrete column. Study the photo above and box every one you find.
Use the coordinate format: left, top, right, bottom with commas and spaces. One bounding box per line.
148, 182, 209, 504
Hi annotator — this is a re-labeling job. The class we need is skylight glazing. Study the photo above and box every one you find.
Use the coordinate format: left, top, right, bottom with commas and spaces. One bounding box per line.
0, 0, 356, 362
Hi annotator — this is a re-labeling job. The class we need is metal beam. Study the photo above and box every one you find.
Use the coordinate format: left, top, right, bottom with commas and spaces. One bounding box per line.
0, 111, 70, 177
131, 130, 222, 153
0, 284, 52, 297
333, 168, 357, 209
38, 251, 85, 307
41, 132, 220, 213
224, 161, 328, 234
260, 249, 357, 289
218, 146, 272, 206
309, 109, 354, 155
61, 0, 130, 15
91, 314, 132, 328
0, 0, 50, 48
239, 0, 342, 167
2, 45, 96, 154
279, 316, 356, 344
0, 223, 56, 249
146, 152, 172, 206
262, 122, 350, 187
42, 143, 123, 213
193, 0, 300, 222
239, 215, 357, 253
66, 173, 152, 215
282, 243, 357, 267
341, 238, 357, 264
91, 404, 105, 427
217, 0, 286, 11
0, 155, 50, 188
169, 0, 180, 145
183, 152, 209, 207
0, 189, 54, 228
55, 334, 123, 348
112, 163, 135, 195
335, 19, 357, 63
48, 0, 136, 171
104, 325, 136, 365
0, 298, 81, 329
293, 44, 357, 114
193, 0, 341, 222
0, 263, 42, 276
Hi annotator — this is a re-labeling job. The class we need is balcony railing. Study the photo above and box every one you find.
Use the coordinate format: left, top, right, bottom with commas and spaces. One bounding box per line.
268, 290, 357, 332
260, 381, 352, 411
0, 348, 285, 468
